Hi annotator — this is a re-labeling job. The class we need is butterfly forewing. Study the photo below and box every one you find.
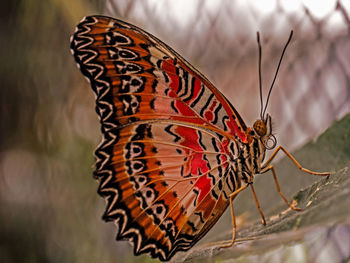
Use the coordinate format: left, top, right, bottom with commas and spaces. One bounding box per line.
71, 15, 246, 261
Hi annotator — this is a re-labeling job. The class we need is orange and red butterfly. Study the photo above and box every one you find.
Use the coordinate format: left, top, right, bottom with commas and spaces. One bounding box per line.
70, 15, 329, 261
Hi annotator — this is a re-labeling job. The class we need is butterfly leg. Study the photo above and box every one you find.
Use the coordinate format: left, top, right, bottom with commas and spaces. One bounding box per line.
261, 164, 302, 211
249, 183, 266, 225
261, 146, 330, 177
260, 146, 330, 210
220, 183, 249, 248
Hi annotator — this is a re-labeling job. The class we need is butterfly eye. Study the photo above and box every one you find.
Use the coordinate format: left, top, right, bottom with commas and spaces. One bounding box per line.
253, 120, 267, 137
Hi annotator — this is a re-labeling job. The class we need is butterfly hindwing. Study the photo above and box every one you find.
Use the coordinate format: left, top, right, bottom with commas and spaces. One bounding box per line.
71, 15, 246, 261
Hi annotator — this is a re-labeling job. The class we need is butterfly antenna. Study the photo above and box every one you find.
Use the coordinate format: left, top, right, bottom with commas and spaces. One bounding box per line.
262, 30, 293, 119
257, 32, 264, 120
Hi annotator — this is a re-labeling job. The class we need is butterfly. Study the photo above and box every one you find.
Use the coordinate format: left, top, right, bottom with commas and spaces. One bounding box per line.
70, 15, 330, 261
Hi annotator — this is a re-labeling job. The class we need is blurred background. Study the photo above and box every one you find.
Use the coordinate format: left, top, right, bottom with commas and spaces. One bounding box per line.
1, 0, 349, 262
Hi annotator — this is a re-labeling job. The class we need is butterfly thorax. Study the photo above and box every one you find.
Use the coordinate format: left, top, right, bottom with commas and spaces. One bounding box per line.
238, 132, 266, 183
231, 114, 275, 185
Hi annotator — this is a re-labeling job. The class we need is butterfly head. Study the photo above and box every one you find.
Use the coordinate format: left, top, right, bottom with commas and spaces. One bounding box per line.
253, 31, 292, 151
253, 114, 276, 150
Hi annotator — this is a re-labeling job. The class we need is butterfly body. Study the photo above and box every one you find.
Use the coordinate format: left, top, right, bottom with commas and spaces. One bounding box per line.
70, 16, 302, 261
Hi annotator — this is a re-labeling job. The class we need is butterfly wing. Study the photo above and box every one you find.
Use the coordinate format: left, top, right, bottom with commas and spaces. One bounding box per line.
71, 15, 246, 261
